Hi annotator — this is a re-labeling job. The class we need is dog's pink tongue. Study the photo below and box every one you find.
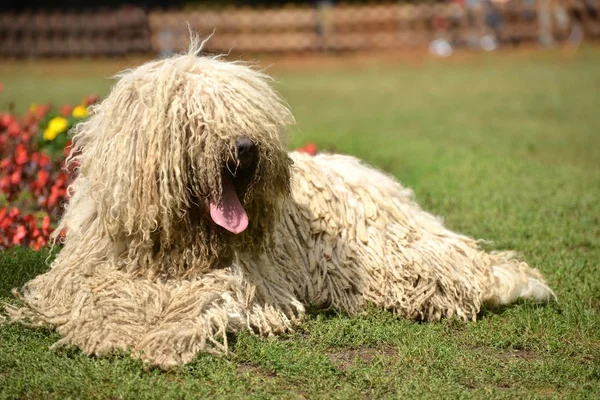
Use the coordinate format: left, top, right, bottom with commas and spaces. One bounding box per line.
210, 175, 248, 234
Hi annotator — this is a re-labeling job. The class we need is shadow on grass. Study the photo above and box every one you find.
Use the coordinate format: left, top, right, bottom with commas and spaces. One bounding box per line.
0, 246, 56, 298
478, 297, 562, 319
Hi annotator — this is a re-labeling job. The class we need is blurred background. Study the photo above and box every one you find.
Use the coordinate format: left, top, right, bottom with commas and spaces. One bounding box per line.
0, 0, 598, 58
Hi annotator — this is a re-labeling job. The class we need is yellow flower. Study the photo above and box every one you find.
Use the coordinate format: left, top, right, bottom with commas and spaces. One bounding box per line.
43, 116, 69, 141
72, 105, 88, 119
29, 103, 37, 113
43, 127, 58, 141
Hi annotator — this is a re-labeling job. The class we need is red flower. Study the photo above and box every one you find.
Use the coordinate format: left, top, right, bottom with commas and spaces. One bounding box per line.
0, 208, 6, 224
36, 169, 49, 187
32, 236, 46, 251
0, 113, 13, 128
36, 104, 51, 120
12, 225, 27, 244
83, 95, 99, 106
296, 142, 318, 155
0, 176, 9, 192
60, 104, 73, 117
31, 152, 51, 167
9, 170, 21, 185
0, 216, 10, 230
15, 144, 28, 165
23, 214, 36, 232
42, 215, 51, 235
7, 121, 20, 137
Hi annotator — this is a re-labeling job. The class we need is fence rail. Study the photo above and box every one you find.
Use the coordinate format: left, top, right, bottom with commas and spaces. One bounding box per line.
0, 6, 150, 57
0, 1, 598, 58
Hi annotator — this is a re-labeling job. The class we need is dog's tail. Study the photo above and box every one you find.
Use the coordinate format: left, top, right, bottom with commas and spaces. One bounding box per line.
482, 251, 556, 307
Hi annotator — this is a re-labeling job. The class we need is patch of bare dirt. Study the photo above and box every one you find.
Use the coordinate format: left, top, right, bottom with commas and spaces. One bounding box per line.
497, 349, 540, 361
236, 362, 277, 380
496, 380, 513, 389
327, 346, 397, 372
471, 345, 541, 362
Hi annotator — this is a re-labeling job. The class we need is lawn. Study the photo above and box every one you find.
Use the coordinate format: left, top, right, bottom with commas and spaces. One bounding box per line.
1, 46, 599, 399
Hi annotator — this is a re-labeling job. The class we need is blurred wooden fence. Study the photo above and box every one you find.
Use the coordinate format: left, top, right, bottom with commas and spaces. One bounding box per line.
0, 6, 150, 57
0, 1, 599, 58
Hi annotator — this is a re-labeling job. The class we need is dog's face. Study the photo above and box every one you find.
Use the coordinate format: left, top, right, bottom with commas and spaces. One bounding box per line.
70, 51, 294, 277
182, 110, 293, 269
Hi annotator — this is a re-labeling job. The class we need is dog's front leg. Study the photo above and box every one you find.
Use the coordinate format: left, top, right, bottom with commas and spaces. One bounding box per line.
135, 263, 305, 370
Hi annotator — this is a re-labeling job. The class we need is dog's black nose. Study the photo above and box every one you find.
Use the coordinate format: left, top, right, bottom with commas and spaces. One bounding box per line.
235, 137, 256, 168
236, 137, 255, 156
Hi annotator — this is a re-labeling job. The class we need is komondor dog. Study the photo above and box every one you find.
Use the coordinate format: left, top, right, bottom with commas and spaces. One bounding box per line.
4, 36, 554, 370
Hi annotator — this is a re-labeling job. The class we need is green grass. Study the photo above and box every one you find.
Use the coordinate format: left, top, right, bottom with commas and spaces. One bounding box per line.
1, 46, 600, 399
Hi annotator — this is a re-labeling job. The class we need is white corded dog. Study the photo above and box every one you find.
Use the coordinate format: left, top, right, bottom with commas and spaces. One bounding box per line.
5, 36, 554, 369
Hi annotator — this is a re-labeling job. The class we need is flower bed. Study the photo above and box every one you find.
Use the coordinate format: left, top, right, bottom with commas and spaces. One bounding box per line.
0, 95, 97, 250
1, 93, 317, 251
